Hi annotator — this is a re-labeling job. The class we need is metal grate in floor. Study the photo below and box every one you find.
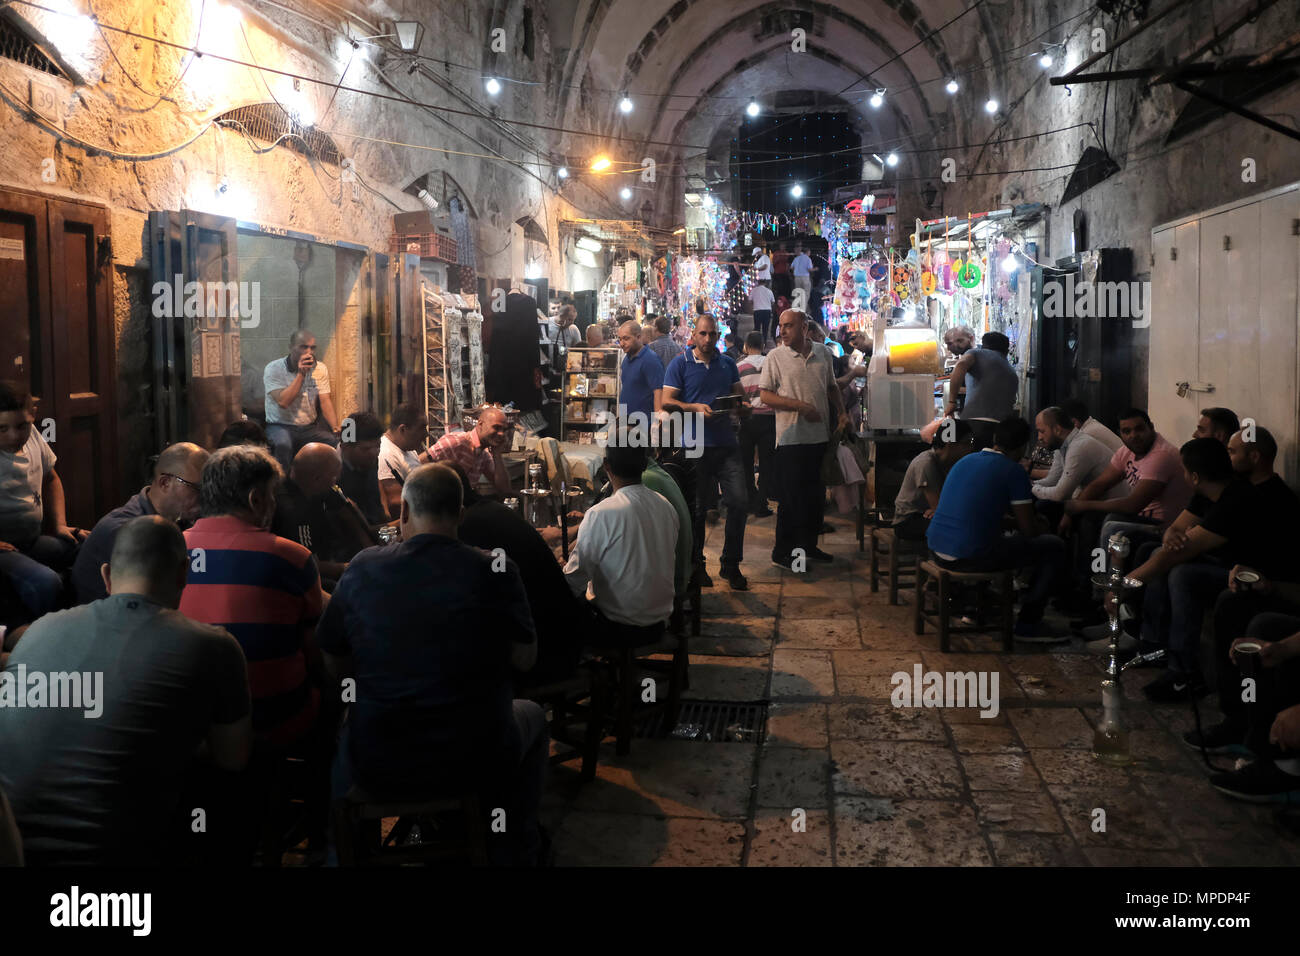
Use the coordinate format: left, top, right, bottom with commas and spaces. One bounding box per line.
636, 700, 767, 744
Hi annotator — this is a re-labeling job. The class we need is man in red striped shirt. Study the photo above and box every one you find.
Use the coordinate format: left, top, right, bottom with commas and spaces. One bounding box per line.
428, 406, 513, 497
180, 444, 323, 749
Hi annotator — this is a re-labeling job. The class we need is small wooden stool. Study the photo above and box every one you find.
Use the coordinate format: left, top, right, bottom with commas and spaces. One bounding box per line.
913, 559, 1015, 653
334, 786, 490, 866
590, 625, 689, 756
869, 527, 924, 605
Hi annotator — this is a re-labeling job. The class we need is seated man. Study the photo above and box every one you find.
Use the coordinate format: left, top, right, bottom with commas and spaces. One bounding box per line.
1194, 406, 1239, 444
1031, 406, 1113, 507
925, 416, 1067, 641
0, 515, 251, 865
428, 405, 513, 499
1059, 398, 1122, 453
271, 442, 373, 591
444, 464, 583, 690
642, 449, 694, 604
337, 411, 388, 526
1195, 614, 1300, 801
72, 442, 209, 604
180, 445, 324, 749
0, 380, 85, 623
892, 419, 974, 540
218, 419, 272, 451
318, 464, 546, 866
263, 330, 341, 471
1123, 437, 1298, 701
379, 403, 432, 520
565, 442, 677, 646
1065, 408, 1192, 552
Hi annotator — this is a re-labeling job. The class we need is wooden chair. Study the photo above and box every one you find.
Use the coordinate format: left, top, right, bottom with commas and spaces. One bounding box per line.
914, 559, 1015, 653
523, 664, 606, 783
590, 622, 689, 756
334, 786, 490, 866
869, 526, 924, 605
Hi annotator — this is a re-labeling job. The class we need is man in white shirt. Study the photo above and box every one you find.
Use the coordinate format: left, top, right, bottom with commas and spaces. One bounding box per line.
378, 402, 431, 519
1060, 398, 1122, 454
751, 280, 776, 343
752, 247, 772, 281
263, 330, 341, 471
1031, 407, 1114, 504
564, 441, 677, 645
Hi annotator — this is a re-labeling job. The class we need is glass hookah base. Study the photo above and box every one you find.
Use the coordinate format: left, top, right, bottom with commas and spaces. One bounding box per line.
1092, 728, 1133, 765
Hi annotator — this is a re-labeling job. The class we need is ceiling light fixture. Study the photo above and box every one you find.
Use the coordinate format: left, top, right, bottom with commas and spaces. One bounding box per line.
984, 98, 999, 113
576, 237, 602, 252
886, 153, 899, 167
590, 155, 612, 173
746, 101, 760, 117
485, 77, 501, 96
620, 187, 632, 199
791, 184, 804, 198
1039, 52, 1054, 69
945, 78, 959, 94
618, 95, 634, 114
869, 89, 885, 108
557, 167, 569, 179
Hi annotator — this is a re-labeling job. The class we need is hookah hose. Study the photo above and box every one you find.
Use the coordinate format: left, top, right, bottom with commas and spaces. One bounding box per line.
1188, 690, 1235, 774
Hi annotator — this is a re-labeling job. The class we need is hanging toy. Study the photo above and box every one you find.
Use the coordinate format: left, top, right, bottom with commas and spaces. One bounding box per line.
957, 261, 982, 289
869, 261, 887, 282
920, 271, 937, 296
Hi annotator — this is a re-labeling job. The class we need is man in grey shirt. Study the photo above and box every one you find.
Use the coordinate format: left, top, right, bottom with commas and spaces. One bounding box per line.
645, 314, 681, 369
759, 309, 849, 570
0, 516, 251, 865
946, 331, 1019, 449
1031, 407, 1114, 505
893, 419, 974, 539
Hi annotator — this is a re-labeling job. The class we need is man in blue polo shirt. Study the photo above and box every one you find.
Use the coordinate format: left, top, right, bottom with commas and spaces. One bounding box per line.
617, 320, 664, 424
926, 416, 1067, 640
662, 313, 749, 590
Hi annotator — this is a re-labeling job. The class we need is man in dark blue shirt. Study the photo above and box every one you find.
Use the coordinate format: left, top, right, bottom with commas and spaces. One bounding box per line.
926, 416, 1066, 639
318, 463, 547, 865
662, 314, 750, 590
616, 319, 664, 423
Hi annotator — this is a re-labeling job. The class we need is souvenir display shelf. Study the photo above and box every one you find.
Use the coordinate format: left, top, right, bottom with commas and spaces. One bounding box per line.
561, 347, 622, 444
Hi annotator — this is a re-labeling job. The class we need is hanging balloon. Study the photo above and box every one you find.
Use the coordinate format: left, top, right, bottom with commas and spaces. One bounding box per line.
869, 262, 888, 282
957, 261, 982, 288
920, 271, 937, 296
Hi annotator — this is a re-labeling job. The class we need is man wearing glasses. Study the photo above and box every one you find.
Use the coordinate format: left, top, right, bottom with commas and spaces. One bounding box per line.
661, 314, 750, 591
71, 442, 210, 604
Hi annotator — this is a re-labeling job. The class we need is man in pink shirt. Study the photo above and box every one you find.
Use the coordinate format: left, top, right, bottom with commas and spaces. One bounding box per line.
427, 406, 513, 497
1065, 408, 1192, 553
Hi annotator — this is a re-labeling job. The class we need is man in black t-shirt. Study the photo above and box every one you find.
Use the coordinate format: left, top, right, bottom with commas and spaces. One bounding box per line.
338, 411, 388, 526
1127, 439, 1270, 701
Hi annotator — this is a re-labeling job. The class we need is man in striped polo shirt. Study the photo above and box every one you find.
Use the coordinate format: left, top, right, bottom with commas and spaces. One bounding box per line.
180, 444, 324, 749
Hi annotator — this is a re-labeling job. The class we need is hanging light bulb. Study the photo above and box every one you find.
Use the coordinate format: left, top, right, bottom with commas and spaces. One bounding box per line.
590, 155, 612, 173
620, 187, 632, 200
945, 78, 959, 94
1039, 52, 1054, 68
746, 101, 760, 117
702, 193, 714, 208
618, 95, 633, 114
869, 89, 885, 109
984, 98, 999, 113
791, 184, 804, 198
485, 77, 501, 96
557, 167, 569, 179
886, 152, 899, 167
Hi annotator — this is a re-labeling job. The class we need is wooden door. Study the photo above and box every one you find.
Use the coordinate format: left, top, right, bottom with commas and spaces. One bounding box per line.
0, 187, 115, 528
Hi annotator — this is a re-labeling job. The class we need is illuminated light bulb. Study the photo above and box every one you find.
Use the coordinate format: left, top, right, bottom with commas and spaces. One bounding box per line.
590, 155, 611, 173
886, 152, 899, 167
791, 184, 803, 198
1039, 53, 1054, 69
618, 95, 633, 114
485, 77, 501, 96
945, 79, 959, 94
985, 98, 999, 113
746, 101, 760, 117
702, 193, 714, 207
620, 187, 632, 199
557, 167, 569, 179
1001, 254, 1019, 273
869, 89, 884, 108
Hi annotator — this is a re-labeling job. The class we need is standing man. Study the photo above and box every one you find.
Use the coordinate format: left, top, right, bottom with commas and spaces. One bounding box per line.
751, 280, 775, 344
791, 246, 814, 309
944, 331, 1019, 450
759, 309, 849, 571
661, 314, 750, 591
645, 315, 682, 369
753, 247, 772, 282
736, 332, 776, 517
428, 406, 514, 499
264, 330, 341, 472
72, 442, 210, 604
379, 403, 431, 520
617, 320, 665, 423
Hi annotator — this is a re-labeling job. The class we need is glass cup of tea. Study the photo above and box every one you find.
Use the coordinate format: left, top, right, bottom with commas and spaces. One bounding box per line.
1235, 640, 1263, 679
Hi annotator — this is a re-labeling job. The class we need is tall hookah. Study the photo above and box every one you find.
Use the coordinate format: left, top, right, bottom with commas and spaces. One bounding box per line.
1090, 532, 1163, 764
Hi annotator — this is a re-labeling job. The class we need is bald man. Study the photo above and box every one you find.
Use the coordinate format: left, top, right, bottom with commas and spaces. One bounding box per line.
586, 324, 605, 347
428, 406, 513, 497
617, 319, 665, 421
0, 515, 251, 865
271, 442, 356, 589
264, 329, 341, 471
72, 441, 210, 604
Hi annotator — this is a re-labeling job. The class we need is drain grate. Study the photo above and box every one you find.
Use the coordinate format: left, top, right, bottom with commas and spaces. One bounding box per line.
636, 700, 767, 744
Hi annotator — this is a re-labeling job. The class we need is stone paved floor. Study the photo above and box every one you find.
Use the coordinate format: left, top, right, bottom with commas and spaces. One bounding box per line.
541, 509, 1300, 866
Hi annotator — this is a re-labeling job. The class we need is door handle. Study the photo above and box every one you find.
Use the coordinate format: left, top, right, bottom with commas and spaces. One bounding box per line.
1175, 381, 1215, 397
